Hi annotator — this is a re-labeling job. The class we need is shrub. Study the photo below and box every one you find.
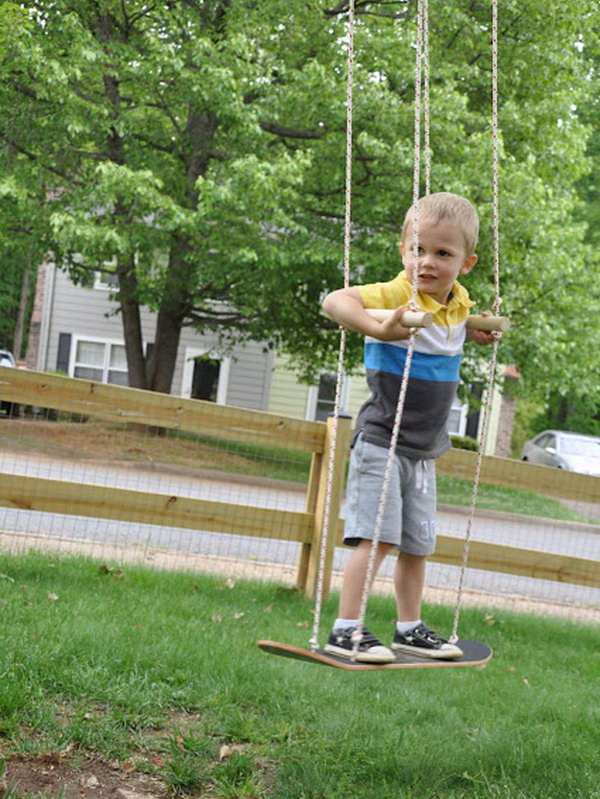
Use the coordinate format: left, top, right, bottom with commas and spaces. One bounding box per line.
450, 434, 479, 451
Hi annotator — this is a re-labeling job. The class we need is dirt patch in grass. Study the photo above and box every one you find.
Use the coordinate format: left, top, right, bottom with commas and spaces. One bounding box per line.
0, 419, 236, 471
3, 753, 168, 798
0, 419, 308, 484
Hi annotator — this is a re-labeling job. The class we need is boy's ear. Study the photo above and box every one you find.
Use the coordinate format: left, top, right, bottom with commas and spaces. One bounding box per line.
460, 253, 478, 275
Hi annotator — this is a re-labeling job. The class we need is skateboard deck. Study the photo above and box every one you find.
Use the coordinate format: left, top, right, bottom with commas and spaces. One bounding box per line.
257, 638, 492, 671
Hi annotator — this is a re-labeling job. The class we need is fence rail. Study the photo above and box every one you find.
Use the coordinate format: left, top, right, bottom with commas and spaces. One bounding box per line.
1, 366, 598, 600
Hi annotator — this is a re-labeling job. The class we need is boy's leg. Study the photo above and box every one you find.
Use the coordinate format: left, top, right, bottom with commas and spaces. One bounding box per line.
391, 554, 462, 659
325, 539, 396, 663
391, 459, 463, 660
327, 436, 404, 663
393, 551, 426, 622
339, 539, 394, 619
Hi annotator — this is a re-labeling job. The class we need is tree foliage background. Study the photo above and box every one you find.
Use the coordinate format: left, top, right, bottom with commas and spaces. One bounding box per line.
0, 0, 598, 417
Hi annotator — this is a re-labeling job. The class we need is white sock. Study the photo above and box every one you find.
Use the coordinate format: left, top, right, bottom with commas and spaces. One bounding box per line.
333, 618, 359, 630
396, 620, 421, 634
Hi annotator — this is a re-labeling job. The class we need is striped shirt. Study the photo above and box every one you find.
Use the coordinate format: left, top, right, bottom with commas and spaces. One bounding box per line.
355, 270, 475, 460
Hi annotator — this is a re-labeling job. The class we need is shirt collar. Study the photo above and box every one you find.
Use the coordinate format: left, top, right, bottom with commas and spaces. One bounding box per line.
397, 270, 475, 311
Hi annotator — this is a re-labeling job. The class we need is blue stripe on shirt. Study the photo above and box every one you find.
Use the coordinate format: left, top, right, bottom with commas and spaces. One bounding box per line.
365, 341, 462, 382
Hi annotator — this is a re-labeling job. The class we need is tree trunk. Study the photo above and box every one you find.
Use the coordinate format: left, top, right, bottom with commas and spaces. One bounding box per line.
148, 306, 184, 394
147, 110, 219, 394
97, 13, 147, 388
118, 253, 147, 389
147, 243, 193, 393
12, 249, 32, 360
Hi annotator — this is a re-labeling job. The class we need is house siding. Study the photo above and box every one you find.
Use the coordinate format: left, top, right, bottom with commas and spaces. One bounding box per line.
41, 266, 273, 411
268, 354, 371, 427
268, 356, 311, 418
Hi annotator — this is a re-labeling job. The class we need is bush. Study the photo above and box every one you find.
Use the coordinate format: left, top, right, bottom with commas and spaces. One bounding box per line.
450, 434, 479, 451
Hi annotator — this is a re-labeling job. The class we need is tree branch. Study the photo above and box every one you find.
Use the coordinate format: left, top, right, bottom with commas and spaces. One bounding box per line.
0, 134, 82, 185
259, 121, 327, 140
130, 133, 176, 155
324, 1, 409, 19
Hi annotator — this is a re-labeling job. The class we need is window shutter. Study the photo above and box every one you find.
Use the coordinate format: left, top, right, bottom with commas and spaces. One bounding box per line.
56, 333, 72, 374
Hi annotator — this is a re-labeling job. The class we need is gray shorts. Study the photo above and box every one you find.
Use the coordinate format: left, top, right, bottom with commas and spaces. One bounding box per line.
344, 435, 437, 556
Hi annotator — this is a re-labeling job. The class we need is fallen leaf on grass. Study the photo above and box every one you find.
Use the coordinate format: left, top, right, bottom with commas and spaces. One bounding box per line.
99, 565, 125, 579
226, 578, 236, 589
233, 612, 245, 620
47, 592, 59, 601
219, 743, 246, 761
219, 744, 233, 761
297, 621, 309, 629
212, 614, 223, 622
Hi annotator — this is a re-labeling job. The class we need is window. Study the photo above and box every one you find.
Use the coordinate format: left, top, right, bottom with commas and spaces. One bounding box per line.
314, 373, 337, 422
306, 372, 349, 422
94, 270, 119, 291
71, 338, 128, 386
447, 397, 468, 436
535, 433, 553, 450
181, 347, 230, 404
191, 356, 221, 402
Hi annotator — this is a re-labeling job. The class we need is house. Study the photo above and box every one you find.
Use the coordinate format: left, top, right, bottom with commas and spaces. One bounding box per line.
26, 261, 274, 411
26, 261, 508, 454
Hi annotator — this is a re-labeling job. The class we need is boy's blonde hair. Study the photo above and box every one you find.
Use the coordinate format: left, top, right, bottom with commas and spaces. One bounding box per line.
401, 192, 479, 256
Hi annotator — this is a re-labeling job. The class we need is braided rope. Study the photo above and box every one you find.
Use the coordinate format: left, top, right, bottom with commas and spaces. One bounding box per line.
449, 0, 502, 643
310, 0, 501, 653
309, 0, 356, 650
351, 0, 426, 658
422, 0, 431, 196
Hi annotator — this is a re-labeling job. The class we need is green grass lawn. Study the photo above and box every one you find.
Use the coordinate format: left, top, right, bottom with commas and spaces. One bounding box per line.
169, 433, 592, 524
436, 474, 589, 522
1, 552, 598, 798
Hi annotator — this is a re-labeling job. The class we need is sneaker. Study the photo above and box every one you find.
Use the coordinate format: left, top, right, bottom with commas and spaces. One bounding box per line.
391, 623, 463, 660
325, 626, 396, 663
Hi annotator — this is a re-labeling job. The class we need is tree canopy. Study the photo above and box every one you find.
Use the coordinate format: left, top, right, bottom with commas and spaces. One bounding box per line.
0, 0, 598, 402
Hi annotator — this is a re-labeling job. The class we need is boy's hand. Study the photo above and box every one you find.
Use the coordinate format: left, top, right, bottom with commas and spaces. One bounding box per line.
374, 305, 414, 341
467, 311, 499, 346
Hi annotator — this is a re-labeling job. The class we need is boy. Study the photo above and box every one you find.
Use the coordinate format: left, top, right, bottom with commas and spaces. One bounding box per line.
322, 192, 495, 663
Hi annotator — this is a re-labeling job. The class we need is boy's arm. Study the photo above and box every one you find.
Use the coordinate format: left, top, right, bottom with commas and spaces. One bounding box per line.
467, 310, 498, 346
322, 287, 413, 341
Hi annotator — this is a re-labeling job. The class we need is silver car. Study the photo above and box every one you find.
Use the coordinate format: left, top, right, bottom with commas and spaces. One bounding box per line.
521, 430, 600, 477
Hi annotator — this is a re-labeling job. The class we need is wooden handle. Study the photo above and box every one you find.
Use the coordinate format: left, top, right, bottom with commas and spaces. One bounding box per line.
366, 308, 510, 332
466, 315, 511, 332
365, 309, 434, 328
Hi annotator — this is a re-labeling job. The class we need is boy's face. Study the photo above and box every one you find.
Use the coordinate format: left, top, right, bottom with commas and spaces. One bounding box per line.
400, 218, 478, 305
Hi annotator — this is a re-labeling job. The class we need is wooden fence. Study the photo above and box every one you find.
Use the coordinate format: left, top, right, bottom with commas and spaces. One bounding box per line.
0, 366, 598, 600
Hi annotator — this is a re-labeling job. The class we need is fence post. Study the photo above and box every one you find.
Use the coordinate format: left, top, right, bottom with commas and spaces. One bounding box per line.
296, 414, 352, 600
